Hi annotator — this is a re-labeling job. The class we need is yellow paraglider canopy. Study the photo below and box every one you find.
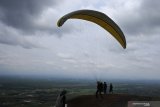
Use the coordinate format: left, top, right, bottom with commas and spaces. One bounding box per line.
57, 10, 126, 49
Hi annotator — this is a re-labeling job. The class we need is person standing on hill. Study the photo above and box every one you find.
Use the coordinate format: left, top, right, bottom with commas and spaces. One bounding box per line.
99, 82, 103, 95
96, 81, 100, 98
109, 83, 113, 94
103, 82, 107, 94
96, 81, 103, 98
55, 90, 67, 107
61, 90, 66, 107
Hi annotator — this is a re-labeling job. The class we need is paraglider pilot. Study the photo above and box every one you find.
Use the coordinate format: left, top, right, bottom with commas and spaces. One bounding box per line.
96, 81, 103, 98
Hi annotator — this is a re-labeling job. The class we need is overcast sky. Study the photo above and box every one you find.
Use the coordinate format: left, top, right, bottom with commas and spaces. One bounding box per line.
0, 0, 160, 80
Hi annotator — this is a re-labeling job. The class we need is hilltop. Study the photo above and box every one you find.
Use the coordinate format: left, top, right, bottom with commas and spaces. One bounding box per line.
67, 94, 160, 107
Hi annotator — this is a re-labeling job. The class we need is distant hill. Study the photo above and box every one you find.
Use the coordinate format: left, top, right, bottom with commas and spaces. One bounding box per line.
67, 94, 160, 107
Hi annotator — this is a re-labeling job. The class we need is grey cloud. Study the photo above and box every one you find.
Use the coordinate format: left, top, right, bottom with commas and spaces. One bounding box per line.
0, 23, 40, 49
0, 0, 73, 48
0, 0, 70, 36
140, 0, 160, 27
119, 0, 160, 36
0, 33, 39, 49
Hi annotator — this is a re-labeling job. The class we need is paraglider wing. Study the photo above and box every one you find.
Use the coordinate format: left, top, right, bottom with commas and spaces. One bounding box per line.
57, 10, 126, 49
